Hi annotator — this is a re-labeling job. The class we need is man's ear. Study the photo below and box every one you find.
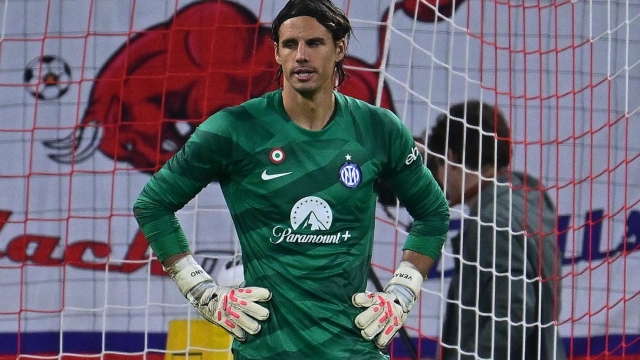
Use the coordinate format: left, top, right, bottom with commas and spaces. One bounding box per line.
274, 42, 281, 65
335, 38, 347, 62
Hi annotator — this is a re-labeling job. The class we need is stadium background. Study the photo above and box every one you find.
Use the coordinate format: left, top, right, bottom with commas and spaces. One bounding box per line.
0, 0, 639, 358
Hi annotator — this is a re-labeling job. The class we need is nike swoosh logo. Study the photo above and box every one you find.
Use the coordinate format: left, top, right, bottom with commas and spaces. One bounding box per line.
261, 170, 292, 181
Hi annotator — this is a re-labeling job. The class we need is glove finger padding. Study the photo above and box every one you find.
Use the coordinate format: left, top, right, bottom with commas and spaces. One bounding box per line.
232, 287, 272, 321
217, 291, 260, 336
192, 291, 246, 340
223, 288, 271, 333
166, 256, 272, 342
352, 292, 378, 308
209, 299, 248, 341
352, 291, 409, 349
196, 286, 272, 341
352, 292, 382, 333
374, 319, 402, 349
352, 262, 423, 349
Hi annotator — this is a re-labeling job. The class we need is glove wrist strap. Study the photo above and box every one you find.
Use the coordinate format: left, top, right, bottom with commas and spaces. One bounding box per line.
164, 255, 213, 296
384, 261, 424, 298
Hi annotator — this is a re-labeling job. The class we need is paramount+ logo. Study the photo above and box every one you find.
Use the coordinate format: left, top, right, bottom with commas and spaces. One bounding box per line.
269, 196, 352, 245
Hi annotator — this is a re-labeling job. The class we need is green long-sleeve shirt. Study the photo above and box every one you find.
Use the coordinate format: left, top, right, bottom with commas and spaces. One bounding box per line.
134, 90, 449, 359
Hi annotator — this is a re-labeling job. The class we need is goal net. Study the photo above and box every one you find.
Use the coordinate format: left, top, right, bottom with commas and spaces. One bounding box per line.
0, 0, 639, 359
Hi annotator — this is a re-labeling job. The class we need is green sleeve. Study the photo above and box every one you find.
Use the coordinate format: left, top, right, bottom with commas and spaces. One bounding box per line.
132, 113, 233, 262
397, 165, 450, 261
381, 110, 450, 261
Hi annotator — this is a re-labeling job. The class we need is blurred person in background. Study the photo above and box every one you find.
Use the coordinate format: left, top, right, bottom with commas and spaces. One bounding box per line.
427, 100, 566, 360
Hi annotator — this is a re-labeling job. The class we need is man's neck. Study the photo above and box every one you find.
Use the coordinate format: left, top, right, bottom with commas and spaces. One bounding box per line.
282, 87, 335, 131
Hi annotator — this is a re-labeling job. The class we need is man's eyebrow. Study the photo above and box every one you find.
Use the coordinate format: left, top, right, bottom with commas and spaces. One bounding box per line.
280, 36, 329, 43
306, 36, 326, 42
279, 37, 298, 45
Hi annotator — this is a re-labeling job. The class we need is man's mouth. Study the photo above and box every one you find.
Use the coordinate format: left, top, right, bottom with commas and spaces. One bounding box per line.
294, 69, 314, 80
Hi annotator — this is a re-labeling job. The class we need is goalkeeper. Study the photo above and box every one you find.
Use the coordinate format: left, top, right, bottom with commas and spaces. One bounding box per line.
133, 0, 449, 359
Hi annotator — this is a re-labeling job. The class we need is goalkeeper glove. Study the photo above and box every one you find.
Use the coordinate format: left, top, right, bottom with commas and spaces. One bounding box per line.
352, 261, 424, 349
164, 255, 271, 341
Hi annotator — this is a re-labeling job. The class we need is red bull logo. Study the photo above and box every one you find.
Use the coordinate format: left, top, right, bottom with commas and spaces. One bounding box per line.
43, 0, 459, 174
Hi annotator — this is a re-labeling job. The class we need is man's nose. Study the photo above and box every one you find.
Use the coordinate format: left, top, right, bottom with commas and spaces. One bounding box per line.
295, 44, 308, 62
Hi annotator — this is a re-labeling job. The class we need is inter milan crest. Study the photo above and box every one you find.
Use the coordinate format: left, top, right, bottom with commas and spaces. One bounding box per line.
339, 154, 362, 188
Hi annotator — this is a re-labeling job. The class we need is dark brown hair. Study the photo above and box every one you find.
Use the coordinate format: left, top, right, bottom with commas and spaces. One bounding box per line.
271, 0, 353, 87
427, 100, 511, 170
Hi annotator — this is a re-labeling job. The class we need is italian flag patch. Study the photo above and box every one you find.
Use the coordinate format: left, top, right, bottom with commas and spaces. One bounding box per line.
270, 148, 285, 164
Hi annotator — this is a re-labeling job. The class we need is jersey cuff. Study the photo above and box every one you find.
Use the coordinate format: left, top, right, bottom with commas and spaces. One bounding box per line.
402, 234, 445, 261
150, 239, 191, 263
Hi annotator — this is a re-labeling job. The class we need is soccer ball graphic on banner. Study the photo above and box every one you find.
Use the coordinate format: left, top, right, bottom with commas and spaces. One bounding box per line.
23, 55, 72, 100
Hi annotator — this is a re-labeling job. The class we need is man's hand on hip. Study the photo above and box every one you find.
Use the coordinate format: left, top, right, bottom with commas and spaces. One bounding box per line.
352, 261, 424, 349
165, 254, 271, 341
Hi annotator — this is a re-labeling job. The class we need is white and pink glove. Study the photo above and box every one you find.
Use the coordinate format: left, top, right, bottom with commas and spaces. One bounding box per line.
164, 255, 271, 341
352, 261, 424, 349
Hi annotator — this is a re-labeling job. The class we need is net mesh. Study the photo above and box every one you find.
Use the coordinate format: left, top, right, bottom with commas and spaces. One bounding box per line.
0, 0, 639, 359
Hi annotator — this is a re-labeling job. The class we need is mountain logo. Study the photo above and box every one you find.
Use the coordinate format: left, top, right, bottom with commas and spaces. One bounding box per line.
290, 196, 333, 231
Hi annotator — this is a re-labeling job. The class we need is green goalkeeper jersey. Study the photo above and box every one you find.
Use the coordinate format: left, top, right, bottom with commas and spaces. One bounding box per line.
134, 90, 449, 359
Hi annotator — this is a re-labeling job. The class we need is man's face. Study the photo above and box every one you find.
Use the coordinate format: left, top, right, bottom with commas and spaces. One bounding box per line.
275, 16, 346, 96
435, 152, 466, 206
